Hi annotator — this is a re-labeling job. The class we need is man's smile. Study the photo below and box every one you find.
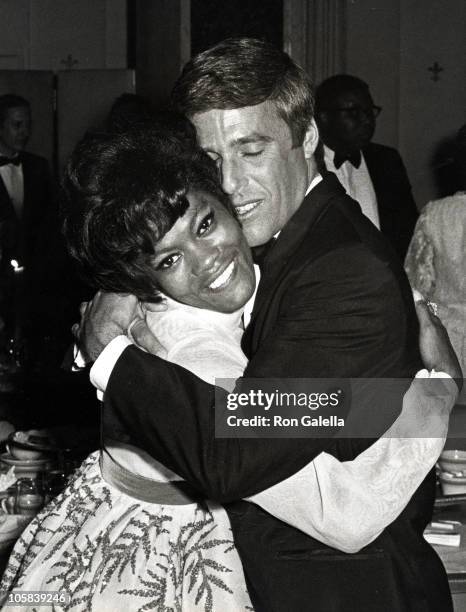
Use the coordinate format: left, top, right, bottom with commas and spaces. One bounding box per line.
234, 199, 263, 219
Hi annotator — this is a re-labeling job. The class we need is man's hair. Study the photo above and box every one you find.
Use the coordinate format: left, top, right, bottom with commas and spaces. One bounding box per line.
0, 94, 30, 123
62, 122, 234, 301
171, 37, 314, 146
315, 75, 370, 113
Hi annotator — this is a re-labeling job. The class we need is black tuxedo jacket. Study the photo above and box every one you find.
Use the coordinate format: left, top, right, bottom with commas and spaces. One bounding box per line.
104, 174, 451, 611
0, 151, 52, 265
0, 151, 55, 330
363, 142, 419, 261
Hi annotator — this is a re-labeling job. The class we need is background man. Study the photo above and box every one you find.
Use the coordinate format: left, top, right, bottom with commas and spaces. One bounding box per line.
315, 74, 418, 261
0, 94, 54, 368
79, 39, 459, 611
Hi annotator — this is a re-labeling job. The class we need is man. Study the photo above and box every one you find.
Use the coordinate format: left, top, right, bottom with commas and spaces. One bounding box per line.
315, 74, 418, 261
0, 94, 54, 352
79, 40, 460, 611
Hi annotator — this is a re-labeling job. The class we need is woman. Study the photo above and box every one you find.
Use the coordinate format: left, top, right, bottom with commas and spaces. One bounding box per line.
405, 124, 466, 401
1, 126, 256, 611
0, 125, 453, 611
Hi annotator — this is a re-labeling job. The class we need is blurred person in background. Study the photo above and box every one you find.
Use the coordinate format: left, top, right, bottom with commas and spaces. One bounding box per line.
405, 124, 466, 399
315, 75, 418, 261
0, 94, 55, 373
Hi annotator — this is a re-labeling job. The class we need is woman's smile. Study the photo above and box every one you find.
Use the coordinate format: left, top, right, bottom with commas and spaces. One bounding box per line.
152, 190, 256, 313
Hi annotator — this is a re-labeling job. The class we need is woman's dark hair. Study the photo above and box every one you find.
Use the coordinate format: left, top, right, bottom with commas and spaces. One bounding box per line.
62, 123, 234, 301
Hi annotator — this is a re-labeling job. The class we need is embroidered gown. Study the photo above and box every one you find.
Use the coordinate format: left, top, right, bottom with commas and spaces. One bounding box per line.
0, 299, 253, 612
0, 298, 456, 610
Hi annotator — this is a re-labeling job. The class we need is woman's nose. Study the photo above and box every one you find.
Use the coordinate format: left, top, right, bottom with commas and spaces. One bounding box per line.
192, 243, 222, 277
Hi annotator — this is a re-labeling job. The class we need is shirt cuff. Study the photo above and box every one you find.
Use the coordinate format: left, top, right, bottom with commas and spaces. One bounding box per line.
90, 335, 132, 400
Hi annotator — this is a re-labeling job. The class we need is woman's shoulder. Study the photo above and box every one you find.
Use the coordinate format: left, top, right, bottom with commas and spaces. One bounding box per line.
146, 305, 210, 346
146, 299, 243, 348
422, 192, 466, 219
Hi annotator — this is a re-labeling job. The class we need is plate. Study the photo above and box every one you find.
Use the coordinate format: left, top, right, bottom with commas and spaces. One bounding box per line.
7, 431, 57, 453
0, 453, 49, 467
438, 450, 466, 474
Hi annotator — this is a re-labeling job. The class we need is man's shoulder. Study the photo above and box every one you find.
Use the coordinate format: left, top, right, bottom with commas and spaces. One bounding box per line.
364, 142, 403, 164
295, 195, 374, 273
21, 152, 52, 192
297, 175, 364, 250
304, 179, 402, 268
22, 150, 47, 162
21, 151, 50, 171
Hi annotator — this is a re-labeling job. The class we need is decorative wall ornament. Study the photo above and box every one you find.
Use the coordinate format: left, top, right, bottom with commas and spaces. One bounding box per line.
60, 54, 78, 70
427, 61, 444, 82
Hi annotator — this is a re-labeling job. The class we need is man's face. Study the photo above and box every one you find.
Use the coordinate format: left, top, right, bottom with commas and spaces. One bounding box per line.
192, 102, 317, 247
0, 106, 31, 156
318, 89, 376, 153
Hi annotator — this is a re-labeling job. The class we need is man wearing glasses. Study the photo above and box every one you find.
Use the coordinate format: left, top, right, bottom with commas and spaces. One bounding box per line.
315, 74, 418, 260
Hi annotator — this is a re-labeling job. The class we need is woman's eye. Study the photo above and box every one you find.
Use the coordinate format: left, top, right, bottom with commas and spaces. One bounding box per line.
157, 253, 181, 270
198, 212, 214, 236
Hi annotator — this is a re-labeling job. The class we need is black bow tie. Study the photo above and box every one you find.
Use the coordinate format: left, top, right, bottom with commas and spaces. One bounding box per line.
252, 237, 277, 271
333, 150, 361, 169
0, 155, 21, 167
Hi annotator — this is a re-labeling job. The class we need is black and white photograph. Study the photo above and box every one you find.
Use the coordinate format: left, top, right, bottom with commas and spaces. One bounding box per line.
0, 1, 465, 610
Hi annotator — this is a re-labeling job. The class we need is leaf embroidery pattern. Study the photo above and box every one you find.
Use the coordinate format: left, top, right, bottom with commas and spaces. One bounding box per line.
1, 452, 252, 611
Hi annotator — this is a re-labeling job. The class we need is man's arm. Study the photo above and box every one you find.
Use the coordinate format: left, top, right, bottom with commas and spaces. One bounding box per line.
101, 345, 338, 501
96, 294, 459, 551
87, 249, 460, 502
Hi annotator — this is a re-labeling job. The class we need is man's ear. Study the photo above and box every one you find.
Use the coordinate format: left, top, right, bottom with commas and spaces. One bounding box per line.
303, 119, 319, 159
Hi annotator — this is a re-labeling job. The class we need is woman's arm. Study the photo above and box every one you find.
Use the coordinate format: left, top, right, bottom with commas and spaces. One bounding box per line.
140, 329, 456, 552
248, 373, 455, 552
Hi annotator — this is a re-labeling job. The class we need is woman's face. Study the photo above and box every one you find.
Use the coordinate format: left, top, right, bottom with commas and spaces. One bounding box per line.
151, 190, 256, 313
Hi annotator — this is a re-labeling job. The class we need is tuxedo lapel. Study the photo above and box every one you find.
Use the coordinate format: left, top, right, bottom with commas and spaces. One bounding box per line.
242, 175, 345, 355
362, 143, 391, 205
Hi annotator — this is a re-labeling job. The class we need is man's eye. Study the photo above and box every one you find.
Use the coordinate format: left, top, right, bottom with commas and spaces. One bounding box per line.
157, 253, 181, 270
242, 149, 263, 157
198, 212, 214, 236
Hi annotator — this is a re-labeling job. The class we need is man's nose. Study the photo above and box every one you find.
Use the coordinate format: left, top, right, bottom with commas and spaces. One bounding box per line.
221, 158, 243, 196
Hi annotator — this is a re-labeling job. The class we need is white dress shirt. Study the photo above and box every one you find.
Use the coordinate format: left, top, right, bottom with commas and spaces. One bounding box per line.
0, 161, 24, 219
324, 144, 380, 229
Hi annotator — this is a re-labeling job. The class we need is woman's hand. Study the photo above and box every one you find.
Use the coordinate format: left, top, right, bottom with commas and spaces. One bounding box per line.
415, 298, 463, 388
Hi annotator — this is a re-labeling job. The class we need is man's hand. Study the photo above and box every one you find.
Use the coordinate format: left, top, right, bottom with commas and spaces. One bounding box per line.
128, 317, 168, 358
126, 298, 168, 356
74, 291, 139, 362
415, 299, 463, 388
